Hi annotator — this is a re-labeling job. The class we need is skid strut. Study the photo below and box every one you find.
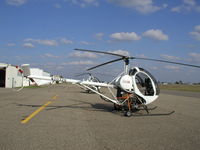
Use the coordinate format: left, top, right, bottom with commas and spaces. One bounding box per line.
125, 98, 132, 117
123, 94, 133, 117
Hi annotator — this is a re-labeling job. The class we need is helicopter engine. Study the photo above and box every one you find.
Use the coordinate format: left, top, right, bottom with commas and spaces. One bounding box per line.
115, 74, 134, 93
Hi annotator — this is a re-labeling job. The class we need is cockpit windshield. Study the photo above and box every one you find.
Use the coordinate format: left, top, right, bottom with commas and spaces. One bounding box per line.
139, 68, 160, 95
130, 68, 160, 96
135, 72, 154, 96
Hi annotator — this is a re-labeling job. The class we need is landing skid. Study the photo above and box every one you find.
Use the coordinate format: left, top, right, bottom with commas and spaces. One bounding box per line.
114, 104, 175, 117
133, 111, 175, 117
123, 110, 175, 117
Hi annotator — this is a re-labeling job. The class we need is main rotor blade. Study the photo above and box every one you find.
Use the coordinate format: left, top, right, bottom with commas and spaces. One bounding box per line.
87, 58, 124, 71
132, 57, 200, 68
75, 48, 128, 58
75, 48, 200, 68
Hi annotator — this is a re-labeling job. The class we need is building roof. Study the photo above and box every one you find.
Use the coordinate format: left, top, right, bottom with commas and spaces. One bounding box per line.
0, 63, 9, 68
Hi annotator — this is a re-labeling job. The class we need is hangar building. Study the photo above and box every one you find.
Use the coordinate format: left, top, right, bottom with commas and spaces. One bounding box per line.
0, 63, 29, 88
0, 63, 52, 88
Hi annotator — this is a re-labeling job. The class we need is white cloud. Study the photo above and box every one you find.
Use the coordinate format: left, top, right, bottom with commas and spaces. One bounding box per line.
54, 3, 62, 8
6, 43, 16, 47
171, 0, 200, 13
136, 54, 147, 58
63, 60, 95, 65
55, 66, 64, 70
190, 25, 200, 41
80, 41, 90, 45
69, 51, 97, 58
161, 54, 180, 60
171, 7, 181, 13
22, 43, 35, 48
184, 0, 196, 6
37, 40, 58, 46
164, 65, 180, 71
41, 53, 59, 58
188, 52, 200, 63
24, 38, 73, 46
143, 29, 168, 40
108, 50, 130, 56
152, 66, 158, 70
95, 33, 104, 40
6, 0, 27, 6
66, 0, 99, 7
107, 0, 167, 14
60, 38, 73, 44
25, 38, 58, 46
110, 32, 140, 41
195, 25, 200, 31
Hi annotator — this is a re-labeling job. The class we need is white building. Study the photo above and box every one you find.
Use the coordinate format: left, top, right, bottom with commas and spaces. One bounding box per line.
0, 63, 52, 88
30, 68, 51, 86
0, 63, 30, 88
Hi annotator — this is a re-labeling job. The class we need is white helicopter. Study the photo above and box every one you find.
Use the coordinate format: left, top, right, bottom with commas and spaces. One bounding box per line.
20, 49, 200, 117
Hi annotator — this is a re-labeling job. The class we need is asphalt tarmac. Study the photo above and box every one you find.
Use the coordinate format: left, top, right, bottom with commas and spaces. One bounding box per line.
0, 84, 200, 150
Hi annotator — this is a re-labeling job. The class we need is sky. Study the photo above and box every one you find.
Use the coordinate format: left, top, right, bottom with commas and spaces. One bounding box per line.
0, 0, 200, 83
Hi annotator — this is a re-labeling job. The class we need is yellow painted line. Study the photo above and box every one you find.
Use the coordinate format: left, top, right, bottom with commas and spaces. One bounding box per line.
21, 95, 58, 124
52, 95, 58, 100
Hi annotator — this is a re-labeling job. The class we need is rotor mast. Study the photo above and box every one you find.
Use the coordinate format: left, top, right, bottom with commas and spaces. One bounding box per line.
124, 57, 130, 74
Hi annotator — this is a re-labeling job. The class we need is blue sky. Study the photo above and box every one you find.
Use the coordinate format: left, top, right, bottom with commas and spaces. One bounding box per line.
0, 0, 200, 82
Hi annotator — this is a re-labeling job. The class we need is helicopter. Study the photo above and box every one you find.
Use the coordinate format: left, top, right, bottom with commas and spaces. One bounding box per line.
65, 49, 200, 117
20, 48, 200, 117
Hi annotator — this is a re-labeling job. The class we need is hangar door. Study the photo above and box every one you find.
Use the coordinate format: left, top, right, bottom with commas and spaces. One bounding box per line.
0, 68, 6, 87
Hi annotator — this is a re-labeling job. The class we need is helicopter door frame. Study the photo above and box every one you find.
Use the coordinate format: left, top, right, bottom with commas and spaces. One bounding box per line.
132, 69, 158, 105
